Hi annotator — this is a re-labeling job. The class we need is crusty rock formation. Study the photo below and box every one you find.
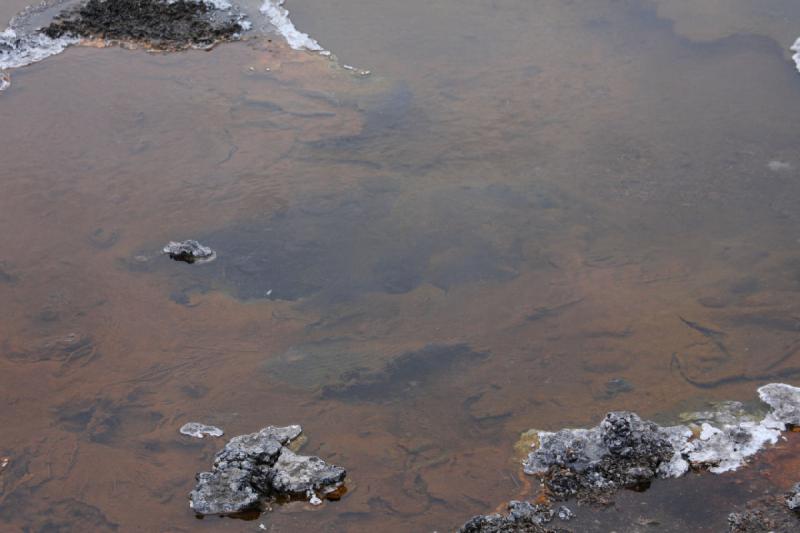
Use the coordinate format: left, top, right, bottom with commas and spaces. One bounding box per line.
189, 425, 346, 515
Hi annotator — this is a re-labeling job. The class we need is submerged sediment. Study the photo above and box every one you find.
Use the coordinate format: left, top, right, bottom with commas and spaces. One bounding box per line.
189, 425, 346, 515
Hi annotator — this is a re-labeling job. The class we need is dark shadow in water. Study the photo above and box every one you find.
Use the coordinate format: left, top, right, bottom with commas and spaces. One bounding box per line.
133, 181, 556, 304
320, 344, 489, 402
307, 82, 415, 150
0, 261, 18, 284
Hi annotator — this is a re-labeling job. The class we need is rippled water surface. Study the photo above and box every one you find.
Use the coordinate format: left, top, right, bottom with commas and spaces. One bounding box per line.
2, 0, 800, 531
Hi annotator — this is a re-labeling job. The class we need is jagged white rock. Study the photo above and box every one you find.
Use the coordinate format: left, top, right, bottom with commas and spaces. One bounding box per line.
0, 28, 78, 91
684, 384, 800, 473
180, 422, 224, 439
759, 383, 800, 425
260, 0, 324, 52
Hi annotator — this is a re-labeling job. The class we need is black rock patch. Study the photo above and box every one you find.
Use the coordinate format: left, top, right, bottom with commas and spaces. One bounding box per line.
43, 0, 243, 50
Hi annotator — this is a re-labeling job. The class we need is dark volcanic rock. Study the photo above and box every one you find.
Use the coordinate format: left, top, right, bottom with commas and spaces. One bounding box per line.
458, 501, 572, 533
43, 0, 243, 50
190, 425, 346, 515
523, 412, 689, 502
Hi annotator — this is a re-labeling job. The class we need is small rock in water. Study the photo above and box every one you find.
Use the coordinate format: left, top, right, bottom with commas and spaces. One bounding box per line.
556, 505, 574, 521
189, 425, 346, 515
162, 240, 216, 264
786, 482, 800, 511
180, 422, 224, 439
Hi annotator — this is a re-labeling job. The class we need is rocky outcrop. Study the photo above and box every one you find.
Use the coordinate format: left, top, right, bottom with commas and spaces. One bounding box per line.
521, 384, 800, 502
189, 425, 346, 515
458, 501, 573, 533
523, 411, 689, 502
162, 240, 216, 264
460, 384, 800, 531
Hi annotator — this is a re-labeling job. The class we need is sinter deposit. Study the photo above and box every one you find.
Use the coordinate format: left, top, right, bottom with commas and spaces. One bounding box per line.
179, 422, 224, 439
190, 425, 346, 515
522, 383, 800, 501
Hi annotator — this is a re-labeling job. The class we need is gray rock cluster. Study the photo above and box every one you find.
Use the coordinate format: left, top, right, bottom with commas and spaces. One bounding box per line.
189, 425, 346, 515
458, 501, 573, 533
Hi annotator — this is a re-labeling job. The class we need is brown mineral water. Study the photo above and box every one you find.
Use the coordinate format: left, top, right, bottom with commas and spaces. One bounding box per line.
2, 1, 800, 531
